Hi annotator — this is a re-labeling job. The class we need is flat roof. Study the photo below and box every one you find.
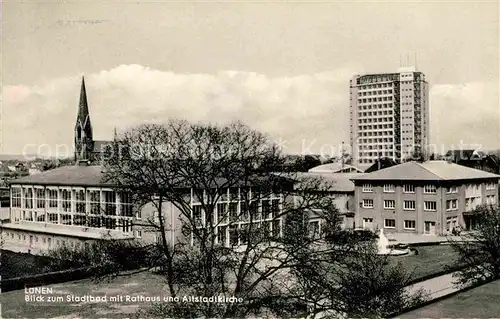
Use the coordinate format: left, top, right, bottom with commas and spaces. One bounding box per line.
9, 165, 109, 187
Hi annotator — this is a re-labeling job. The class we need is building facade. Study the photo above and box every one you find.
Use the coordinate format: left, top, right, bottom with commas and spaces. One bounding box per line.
351, 161, 499, 235
349, 67, 430, 165
1, 165, 295, 254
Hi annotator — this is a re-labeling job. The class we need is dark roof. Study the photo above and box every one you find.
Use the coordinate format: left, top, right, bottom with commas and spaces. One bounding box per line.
9, 165, 108, 187
351, 161, 500, 182
364, 158, 398, 173
9, 165, 294, 188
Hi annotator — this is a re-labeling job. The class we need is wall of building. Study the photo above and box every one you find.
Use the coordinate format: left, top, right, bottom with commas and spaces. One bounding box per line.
354, 179, 498, 236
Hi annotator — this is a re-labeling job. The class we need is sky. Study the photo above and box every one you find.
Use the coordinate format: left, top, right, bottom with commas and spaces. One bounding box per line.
2, 1, 499, 158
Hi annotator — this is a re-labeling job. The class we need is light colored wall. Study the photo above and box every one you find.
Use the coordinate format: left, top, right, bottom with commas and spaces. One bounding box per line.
355, 179, 500, 236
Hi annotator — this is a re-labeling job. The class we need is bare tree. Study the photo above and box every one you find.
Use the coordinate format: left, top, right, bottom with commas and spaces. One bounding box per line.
45, 120, 426, 318
448, 204, 500, 286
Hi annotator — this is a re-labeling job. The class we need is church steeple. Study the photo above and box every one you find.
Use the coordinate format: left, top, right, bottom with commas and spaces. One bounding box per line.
75, 76, 94, 162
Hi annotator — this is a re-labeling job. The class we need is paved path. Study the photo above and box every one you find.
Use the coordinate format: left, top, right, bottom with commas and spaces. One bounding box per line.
388, 233, 470, 245
406, 271, 460, 299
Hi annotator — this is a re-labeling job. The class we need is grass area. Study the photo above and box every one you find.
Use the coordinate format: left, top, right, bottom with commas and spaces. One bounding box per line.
393, 244, 458, 281
398, 280, 500, 318
0, 250, 52, 279
1, 270, 168, 319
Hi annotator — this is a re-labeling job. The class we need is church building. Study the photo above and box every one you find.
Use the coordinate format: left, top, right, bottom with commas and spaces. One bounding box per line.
74, 77, 113, 164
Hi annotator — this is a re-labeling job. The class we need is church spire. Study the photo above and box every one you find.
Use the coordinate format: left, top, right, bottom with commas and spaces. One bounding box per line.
75, 76, 94, 163
77, 76, 90, 127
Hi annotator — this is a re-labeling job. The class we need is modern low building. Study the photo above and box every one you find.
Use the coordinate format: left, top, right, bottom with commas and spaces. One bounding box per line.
1, 163, 297, 254
291, 172, 362, 234
351, 161, 500, 235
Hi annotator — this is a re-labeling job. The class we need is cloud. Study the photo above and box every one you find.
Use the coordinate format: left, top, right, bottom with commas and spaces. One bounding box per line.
430, 81, 499, 151
1, 64, 499, 158
2, 85, 31, 105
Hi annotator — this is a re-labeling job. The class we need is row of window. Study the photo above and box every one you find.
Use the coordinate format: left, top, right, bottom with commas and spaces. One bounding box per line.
3, 231, 143, 247
359, 97, 393, 103
363, 198, 460, 211
486, 183, 497, 190
358, 110, 394, 117
192, 188, 281, 204
358, 124, 394, 130
357, 103, 394, 110
358, 89, 393, 96
358, 117, 393, 124
362, 184, 451, 194
192, 198, 281, 226
358, 130, 394, 137
362, 199, 437, 211
11, 188, 134, 217
11, 210, 135, 232
358, 83, 393, 90
365, 218, 416, 229
192, 220, 282, 247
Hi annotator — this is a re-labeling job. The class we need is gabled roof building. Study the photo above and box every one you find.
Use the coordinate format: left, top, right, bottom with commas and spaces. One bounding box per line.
351, 161, 499, 235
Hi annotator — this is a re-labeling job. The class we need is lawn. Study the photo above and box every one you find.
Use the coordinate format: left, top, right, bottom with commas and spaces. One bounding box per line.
0, 270, 168, 319
392, 244, 458, 281
397, 280, 500, 318
0, 250, 52, 279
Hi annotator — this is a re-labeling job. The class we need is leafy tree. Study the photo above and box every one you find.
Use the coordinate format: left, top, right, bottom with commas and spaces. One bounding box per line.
448, 204, 500, 287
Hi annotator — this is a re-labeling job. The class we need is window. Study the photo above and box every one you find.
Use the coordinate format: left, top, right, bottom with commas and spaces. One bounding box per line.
383, 184, 395, 193
404, 220, 416, 229
102, 191, 116, 216
384, 200, 395, 209
120, 192, 134, 217
486, 183, 496, 190
23, 187, 33, 209
229, 225, 239, 246
35, 188, 46, 209
217, 203, 228, 224
423, 185, 437, 194
75, 189, 86, 214
362, 199, 374, 208
217, 226, 228, 246
446, 199, 458, 211
384, 219, 396, 228
11, 187, 21, 208
424, 201, 437, 211
229, 188, 239, 201
262, 200, 271, 219
403, 184, 415, 193
228, 202, 238, 221
309, 221, 320, 238
403, 200, 416, 210
362, 184, 373, 192
135, 230, 142, 238
193, 205, 204, 226
47, 189, 58, 209
60, 189, 71, 212
446, 186, 458, 194
48, 213, 58, 224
